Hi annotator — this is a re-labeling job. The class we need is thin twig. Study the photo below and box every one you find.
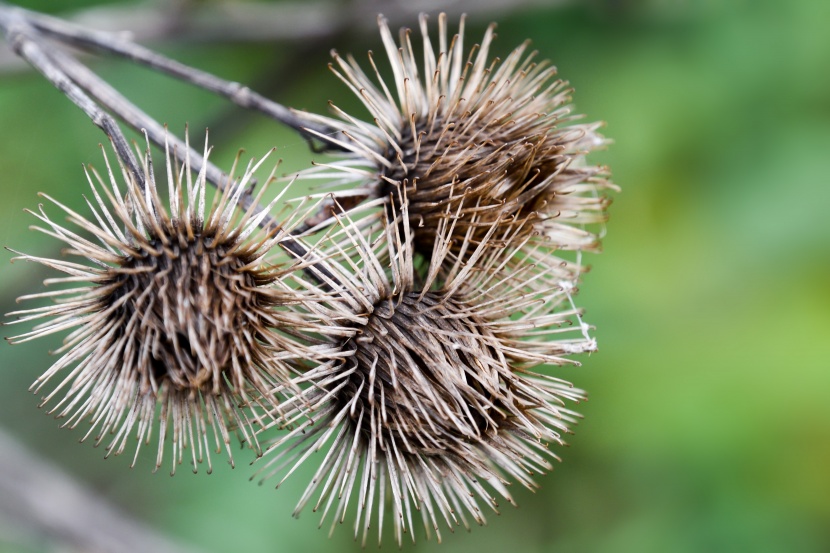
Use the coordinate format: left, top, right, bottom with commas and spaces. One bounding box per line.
48, 49, 238, 197
0, 3, 329, 276
53, 45, 320, 261
22, 5, 339, 141
0, 8, 144, 188
0, 4, 292, 235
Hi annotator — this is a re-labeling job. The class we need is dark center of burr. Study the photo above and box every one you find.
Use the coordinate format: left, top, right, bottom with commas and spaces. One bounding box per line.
105, 232, 269, 392
340, 291, 508, 455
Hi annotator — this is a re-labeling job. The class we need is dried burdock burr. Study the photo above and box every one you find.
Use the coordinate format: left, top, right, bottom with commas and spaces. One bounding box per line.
4, 134, 330, 474
297, 12, 616, 259
255, 196, 593, 546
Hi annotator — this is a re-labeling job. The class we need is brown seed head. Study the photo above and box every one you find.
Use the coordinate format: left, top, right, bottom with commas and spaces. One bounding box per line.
5, 135, 319, 473
347, 292, 515, 452
297, 13, 616, 258
256, 199, 590, 545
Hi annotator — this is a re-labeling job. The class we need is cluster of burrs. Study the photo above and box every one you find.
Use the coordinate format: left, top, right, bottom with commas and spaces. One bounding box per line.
5, 14, 616, 546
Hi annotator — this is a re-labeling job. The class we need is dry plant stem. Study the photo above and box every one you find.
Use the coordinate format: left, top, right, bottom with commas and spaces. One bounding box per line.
0, 8, 144, 187
0, 10, 258, 227
49, 49, 230, 182
0, 3, 301, 227
0, 428, 205, 553
18, 5, 339, 142
46, 48, 320, 243
0, 4, 321, 257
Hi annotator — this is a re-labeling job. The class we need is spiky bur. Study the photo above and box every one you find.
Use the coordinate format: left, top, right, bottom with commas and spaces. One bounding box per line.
295, 13, 617, 258
253, 198, 593, 546
4, 134, 337, 475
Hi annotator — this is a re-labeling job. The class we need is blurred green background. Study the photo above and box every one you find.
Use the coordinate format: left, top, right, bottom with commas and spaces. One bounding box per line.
1, 0, 828, 552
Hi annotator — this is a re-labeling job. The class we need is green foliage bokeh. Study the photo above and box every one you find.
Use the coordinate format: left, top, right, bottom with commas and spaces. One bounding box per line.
0, 1, 828, 551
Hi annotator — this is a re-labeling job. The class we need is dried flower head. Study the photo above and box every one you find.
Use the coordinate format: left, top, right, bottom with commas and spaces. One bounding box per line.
255, 198, 592, 545
298, 13, 615, 257
5, 135, 321, 474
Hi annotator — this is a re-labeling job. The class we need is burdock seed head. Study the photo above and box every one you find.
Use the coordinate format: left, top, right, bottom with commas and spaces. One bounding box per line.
5, 133, 320, 474
255, 196, 592, 546
296, 12, 616, 257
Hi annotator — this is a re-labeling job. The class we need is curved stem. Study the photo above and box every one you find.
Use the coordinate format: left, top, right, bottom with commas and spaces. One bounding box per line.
20, 5, 339, 142
0, 2, 329, 276
0, 6, 144, 187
